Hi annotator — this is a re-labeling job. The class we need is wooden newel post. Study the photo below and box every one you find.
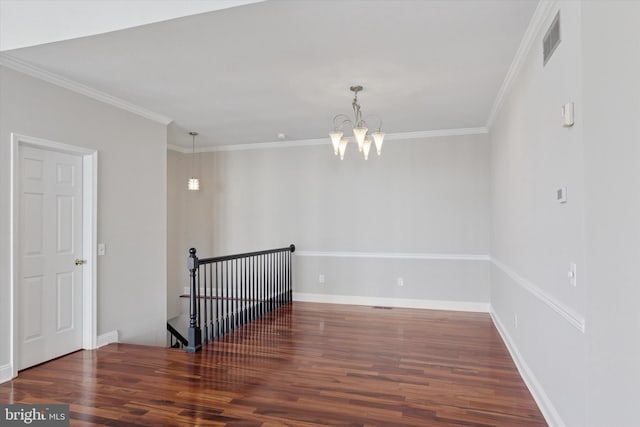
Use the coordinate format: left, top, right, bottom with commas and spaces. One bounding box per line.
186, 247, 202, 353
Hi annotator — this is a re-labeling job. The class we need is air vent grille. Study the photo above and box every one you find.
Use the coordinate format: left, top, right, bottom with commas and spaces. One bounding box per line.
543, 11, 561, 65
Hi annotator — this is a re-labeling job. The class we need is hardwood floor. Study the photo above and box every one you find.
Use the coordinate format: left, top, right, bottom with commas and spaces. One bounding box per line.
0, 302, 546, 426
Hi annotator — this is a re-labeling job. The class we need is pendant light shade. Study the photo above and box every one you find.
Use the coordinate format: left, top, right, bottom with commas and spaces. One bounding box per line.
329, 131, 343, 155
188, 178, 200, 191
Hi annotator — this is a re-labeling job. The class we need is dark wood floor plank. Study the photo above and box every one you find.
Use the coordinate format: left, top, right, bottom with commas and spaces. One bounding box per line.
0, 302, 546, 426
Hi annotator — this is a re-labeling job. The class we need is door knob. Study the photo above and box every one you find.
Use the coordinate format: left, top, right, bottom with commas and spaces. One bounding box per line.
75, 259, 87, 266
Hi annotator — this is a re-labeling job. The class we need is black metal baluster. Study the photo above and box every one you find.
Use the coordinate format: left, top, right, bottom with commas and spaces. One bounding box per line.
251, 256, 258, 321
285, 249, 290, 303
261, 254, 266, 317
224, 261, 230, 335
241, 257, 245, 327
265, 253, 270, 314
233, 258, 238, 330
249, 256, 253, 322
203, 263, 208, 344
209, 263, 214, 341
288, 249, 292, 302
186, 248, 202, 353
278, 251, 282, 307
284, 250, 289, 303
243, 256, 248, 326
274, 252, 278, 310
230, 259, 234, 332
270, 252, 275, 311
214, 262, 219, 339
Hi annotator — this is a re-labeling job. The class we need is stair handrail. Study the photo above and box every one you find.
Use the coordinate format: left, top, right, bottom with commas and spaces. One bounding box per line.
184, 244, 296, 353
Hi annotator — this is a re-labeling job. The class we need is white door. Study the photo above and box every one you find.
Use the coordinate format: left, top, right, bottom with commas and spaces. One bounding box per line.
20, 145, 83, 370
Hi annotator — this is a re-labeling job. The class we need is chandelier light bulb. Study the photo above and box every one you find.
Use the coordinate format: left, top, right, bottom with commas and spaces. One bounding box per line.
372, 130, 385, 155
362, 137, 372, 160
353, 127, 368, 151
338, 138, 348, 160
329, 131, 343, 155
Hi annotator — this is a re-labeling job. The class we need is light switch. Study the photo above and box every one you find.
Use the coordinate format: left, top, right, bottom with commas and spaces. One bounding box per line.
568, 263, 577, 287
98, 243, 106, 256
562, 102, 575, 127
557, 187, 567, 203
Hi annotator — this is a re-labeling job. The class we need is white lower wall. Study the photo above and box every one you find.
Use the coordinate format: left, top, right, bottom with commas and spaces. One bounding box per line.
294, 253, 489, 305
490, 263, 585, 427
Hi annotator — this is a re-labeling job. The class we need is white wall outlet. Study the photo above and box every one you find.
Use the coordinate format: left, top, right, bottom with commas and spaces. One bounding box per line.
568, 263, 577, 287
318, 274, 325, 284
397, 277, 404, 287
514, 313, 519, 329
98, 243, 106, 256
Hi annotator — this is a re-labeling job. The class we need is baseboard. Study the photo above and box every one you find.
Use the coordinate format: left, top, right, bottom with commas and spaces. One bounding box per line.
96, 330, 119, 348
293, 293, 489, 312
489, 307, 566, 427
0, 363, 14, 384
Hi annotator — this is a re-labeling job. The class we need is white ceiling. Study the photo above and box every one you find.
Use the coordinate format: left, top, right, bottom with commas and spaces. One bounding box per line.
0, 0, 264, 51
0, 0, 538, 148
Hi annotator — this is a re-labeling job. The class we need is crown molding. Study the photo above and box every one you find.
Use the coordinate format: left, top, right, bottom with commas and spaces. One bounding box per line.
0, 53, 173, 125
389, 127, 488, 140
485, 0, 558, 129
167, 127, 488, 153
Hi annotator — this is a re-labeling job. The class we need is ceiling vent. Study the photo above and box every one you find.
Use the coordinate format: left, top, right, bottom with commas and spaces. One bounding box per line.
543, 11, 561, 66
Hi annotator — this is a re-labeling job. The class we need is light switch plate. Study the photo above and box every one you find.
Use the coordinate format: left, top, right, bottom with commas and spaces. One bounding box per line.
98, 243, 106, 256
557, 187, 567, 203
568, 263, 577, 287
562, 102, 575, 127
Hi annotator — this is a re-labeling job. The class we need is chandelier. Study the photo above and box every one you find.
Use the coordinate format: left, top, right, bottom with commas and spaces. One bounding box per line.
188, 131, 200, 191
329, 85, 385, 160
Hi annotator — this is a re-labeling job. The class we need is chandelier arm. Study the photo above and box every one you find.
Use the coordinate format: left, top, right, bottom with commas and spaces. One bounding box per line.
332, 114, 352, 130
364, 114, 383, 131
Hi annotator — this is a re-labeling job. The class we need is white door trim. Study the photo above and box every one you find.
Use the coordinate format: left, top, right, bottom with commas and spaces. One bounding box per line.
10, 133, 98, 379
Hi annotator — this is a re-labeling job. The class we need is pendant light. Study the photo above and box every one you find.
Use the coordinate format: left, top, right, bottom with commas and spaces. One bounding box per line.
188, 131, 200, 191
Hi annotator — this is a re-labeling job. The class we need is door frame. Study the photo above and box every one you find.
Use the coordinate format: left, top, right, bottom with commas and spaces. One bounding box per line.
10, 133, 98, 378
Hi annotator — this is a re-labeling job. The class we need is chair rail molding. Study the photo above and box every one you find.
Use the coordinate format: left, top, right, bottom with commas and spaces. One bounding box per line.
491, 257, 586, 333
295, 250, 490, 261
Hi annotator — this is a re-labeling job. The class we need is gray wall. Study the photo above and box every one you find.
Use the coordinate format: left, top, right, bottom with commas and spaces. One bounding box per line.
167, 134, 490, 312
489, 2, 587, 426
0, 66, 168, 376
582, 2, 640, 426
490, 1, 640, 426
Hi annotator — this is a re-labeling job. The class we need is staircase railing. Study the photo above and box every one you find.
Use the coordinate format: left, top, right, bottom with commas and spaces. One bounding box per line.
184, 244, 295, 353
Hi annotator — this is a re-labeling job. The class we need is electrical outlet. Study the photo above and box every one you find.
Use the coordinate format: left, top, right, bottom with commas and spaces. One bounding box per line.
397, 277, 404, 287
318, 274, 325, 284
514, 313, 519, 329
